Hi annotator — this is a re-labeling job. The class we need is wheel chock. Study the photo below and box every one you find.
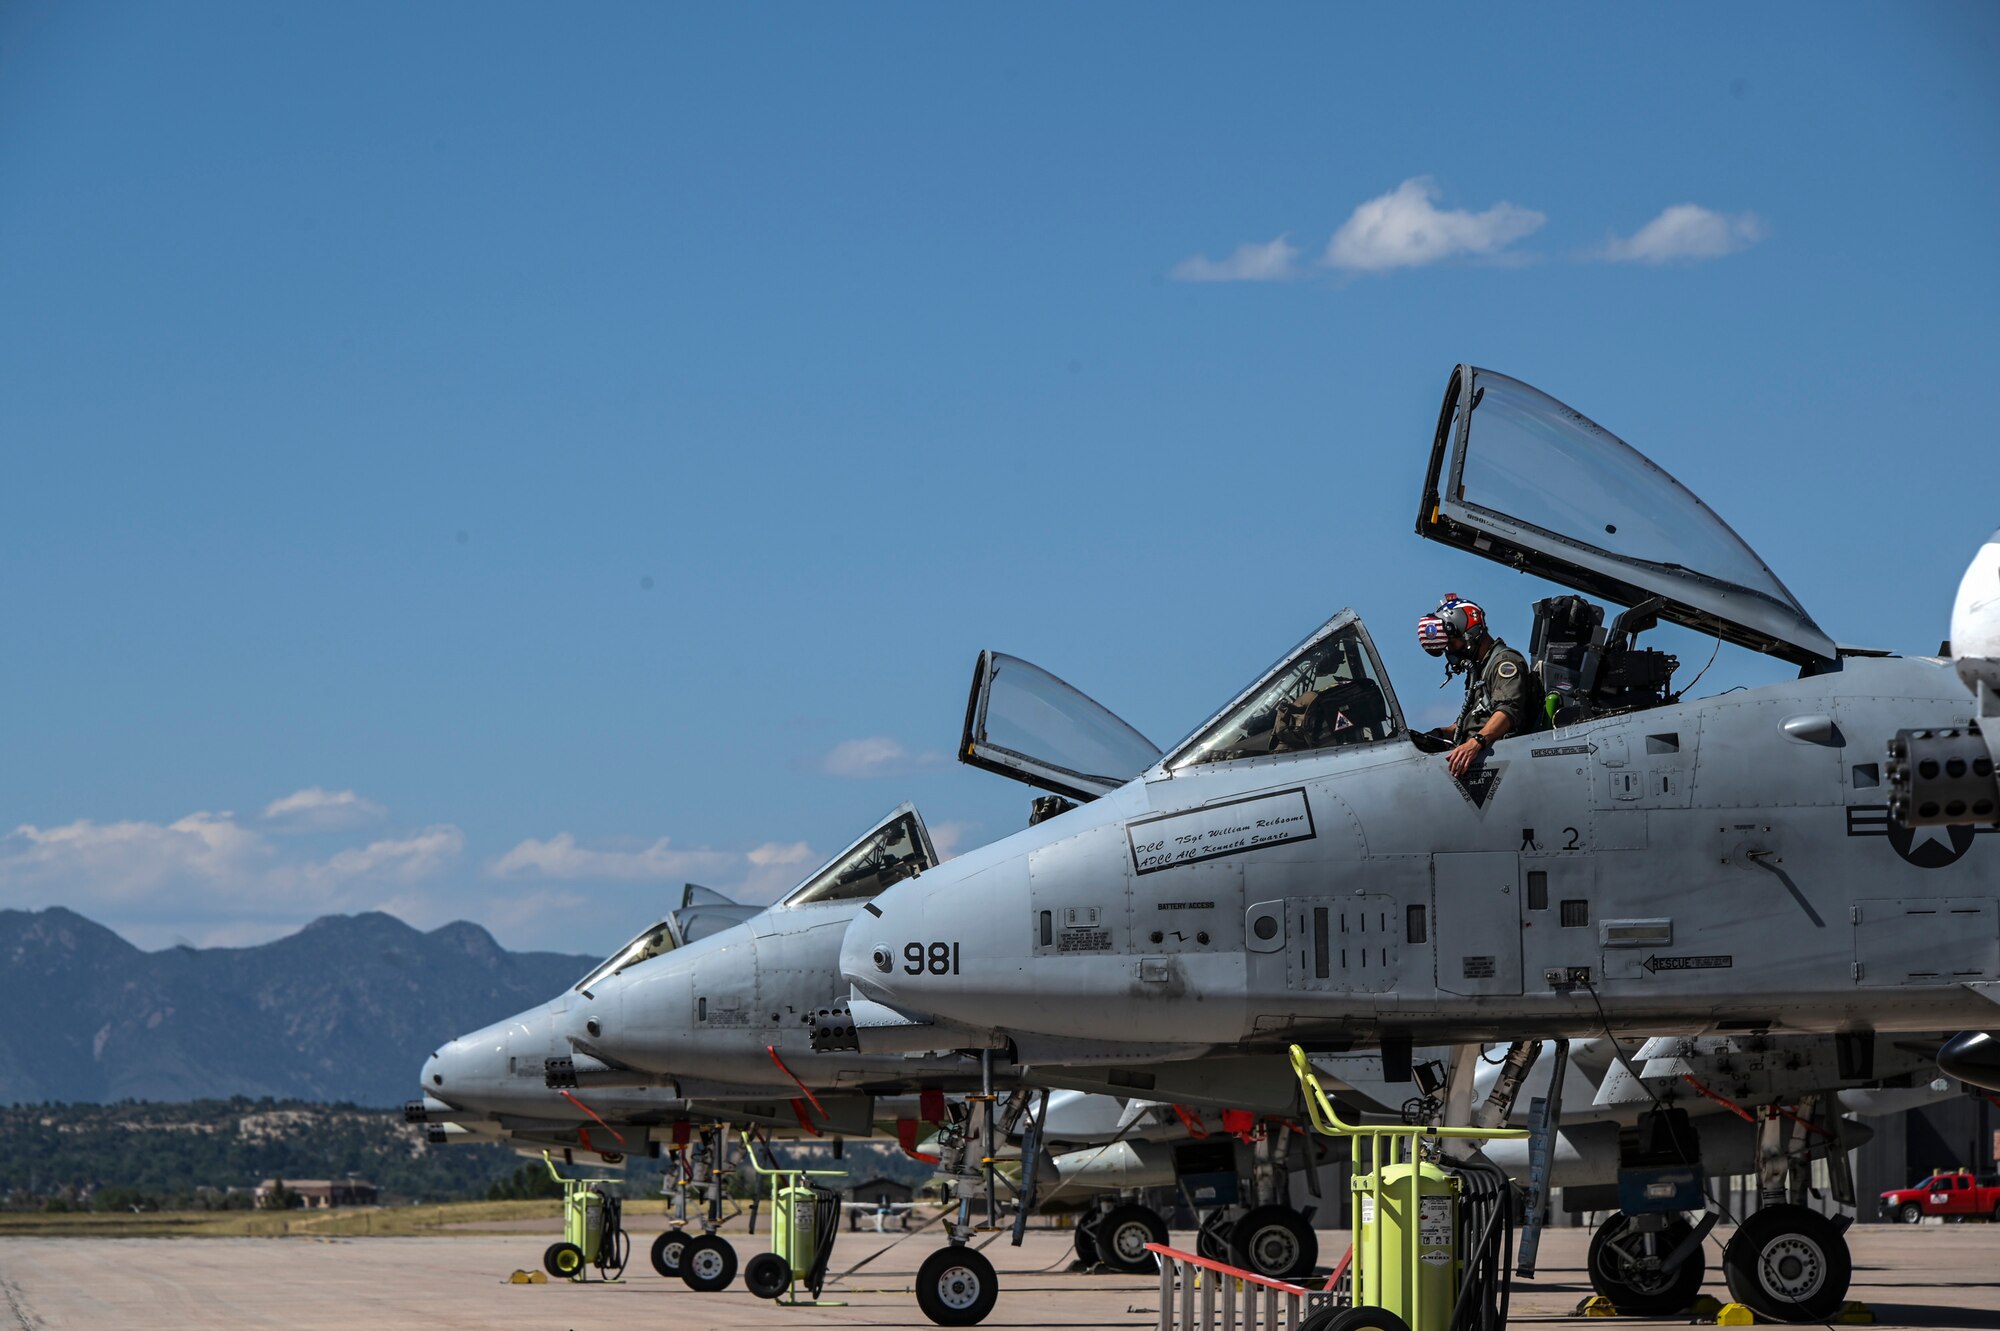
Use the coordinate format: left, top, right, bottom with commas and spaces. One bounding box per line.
1574, 1294, 1618, 1317
507, 1269, 547, 1284
1834, 1301, 1875, 1324
1690, 1294, 1725, 1319
1714, 1301, 1757, 1324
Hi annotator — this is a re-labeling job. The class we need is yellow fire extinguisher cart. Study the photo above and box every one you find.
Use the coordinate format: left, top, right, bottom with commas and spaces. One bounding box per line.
1290, 1045, 1527, 1331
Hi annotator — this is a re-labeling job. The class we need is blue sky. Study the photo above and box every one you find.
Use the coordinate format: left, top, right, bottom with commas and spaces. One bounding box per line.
1, 3, 1994, 953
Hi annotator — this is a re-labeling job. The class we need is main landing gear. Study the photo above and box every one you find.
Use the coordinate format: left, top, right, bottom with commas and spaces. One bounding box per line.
1585, 1098, 1855, 1323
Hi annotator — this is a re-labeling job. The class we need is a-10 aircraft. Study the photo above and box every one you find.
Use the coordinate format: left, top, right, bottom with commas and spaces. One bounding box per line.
421, 800, 1973, 1324
553, 796, 1972, 1323
833, 366, 1999, 1321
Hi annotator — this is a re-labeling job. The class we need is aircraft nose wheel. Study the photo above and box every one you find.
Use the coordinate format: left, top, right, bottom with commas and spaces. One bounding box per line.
1721, 1204, 1852, 1323
1230, 1205, 1318, 1281
649, 1228, 690, 1278
1585, 1215, 1705, 1315
916, 1245, 998, 1326
1093, 1202, 1167, 1274
678, 1233, 738, 1292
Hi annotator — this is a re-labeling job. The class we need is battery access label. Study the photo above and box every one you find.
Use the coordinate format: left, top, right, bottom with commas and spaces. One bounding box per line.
1126, 788, 1316, 875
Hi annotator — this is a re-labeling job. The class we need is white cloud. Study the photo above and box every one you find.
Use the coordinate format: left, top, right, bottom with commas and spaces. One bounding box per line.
0, 803, 468, 948
1170, 235, 1302, 283
747, 841, 813, 868
282, 825, 464, 887
261, 787, 386, 830
821, 736, 942, 779
1325, 177, 1545, 272
927, 821, 973, 860
488, 833, 733, 882
0, 812, 268, 899
734, 841, 820, 903
1594, 204, 1766, 264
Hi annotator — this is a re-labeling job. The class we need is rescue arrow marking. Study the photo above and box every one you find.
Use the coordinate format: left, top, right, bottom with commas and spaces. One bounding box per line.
1640, 954, 1733, 974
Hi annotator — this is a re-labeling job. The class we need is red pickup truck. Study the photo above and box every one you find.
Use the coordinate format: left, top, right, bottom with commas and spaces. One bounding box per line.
1879, 1170, 2000, 1223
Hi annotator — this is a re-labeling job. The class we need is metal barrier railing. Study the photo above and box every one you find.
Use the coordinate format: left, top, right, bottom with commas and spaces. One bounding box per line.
1145, 1241, 1335, 1331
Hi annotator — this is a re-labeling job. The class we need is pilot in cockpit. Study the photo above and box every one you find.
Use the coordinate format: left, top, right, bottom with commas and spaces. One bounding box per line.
1418, 594, 1537, 776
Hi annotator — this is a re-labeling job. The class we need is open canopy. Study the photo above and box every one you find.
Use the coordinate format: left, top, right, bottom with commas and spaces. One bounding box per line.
1417, 366, 1836, 667
1165, 610, 1404, 770
783, 803, 940, 907
959, 650, 1162, 801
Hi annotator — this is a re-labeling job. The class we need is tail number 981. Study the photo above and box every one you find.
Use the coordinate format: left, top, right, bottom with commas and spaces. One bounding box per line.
903, 942, 961, 976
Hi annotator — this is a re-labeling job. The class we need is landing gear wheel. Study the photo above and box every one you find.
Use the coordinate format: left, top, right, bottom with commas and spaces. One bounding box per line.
916, 1245, 998, 1327
1300, 1306, 1413, 1331
1095, 1202, 1168, 1274
679, 1233, 738, 1292
1722, 1204, 1852, 1323
1230, 1205, 1318, 1281
1071, 1222, 1099, 1268
1196, 1212, 1234, 1264
649, 1228, 690, 1277
1586, 1215, 1705, 1315
744, 1251, 791, 1300
1898, 1203, 1922, 1224
542, 1240, 584, 1279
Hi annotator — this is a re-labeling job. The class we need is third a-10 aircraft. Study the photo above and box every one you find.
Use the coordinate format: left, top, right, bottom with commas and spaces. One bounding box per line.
828, 365, 1998, 1319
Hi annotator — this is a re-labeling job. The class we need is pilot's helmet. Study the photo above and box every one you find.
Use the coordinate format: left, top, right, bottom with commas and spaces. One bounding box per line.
1419, 595, 1486, 656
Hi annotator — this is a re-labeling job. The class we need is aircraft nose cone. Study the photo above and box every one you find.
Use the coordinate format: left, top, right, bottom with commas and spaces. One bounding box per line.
1938, 1031, 2000, 1093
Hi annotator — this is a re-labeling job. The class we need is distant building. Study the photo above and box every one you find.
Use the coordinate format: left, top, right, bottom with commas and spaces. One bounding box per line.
843, 1175, 915, 1231
255, 1178, 378, 1209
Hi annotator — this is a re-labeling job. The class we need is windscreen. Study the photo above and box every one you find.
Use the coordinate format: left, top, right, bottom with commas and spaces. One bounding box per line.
1170, 621, 1397, 768
1458, 371, 1809, 616
972, 653, 1161, 792
784, 809, 935, 907
574, 920, 677, 993
673, 902, 758, 945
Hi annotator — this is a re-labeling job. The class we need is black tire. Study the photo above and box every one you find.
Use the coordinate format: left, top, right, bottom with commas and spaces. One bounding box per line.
1229, 1204, 1318, 1281
1071, 1222, 1099, 1268
1585, 1215, 1705, 1315
542, 1240, 584, 1279
1722, 1204, 1852, 1323
916, 1245, 999, 1327
744, 1251, 791, 1300
1300, 1306, 1413, 1331
1898, 1203, 1922, 1224
1196, 1214, 1233, 1264
1094, 1202, 1167, 1274
679, 1233, 738, 1292
649, 1228, 690, 1278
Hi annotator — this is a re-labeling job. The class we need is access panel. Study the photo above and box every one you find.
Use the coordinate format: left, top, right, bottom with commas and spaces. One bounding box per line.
1432, 851, 1523, 996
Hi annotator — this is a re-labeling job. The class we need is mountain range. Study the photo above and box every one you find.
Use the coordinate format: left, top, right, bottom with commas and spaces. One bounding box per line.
0, 907, 595, 1105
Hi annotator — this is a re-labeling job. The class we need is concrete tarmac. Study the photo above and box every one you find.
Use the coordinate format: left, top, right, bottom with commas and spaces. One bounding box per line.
2, 1224, 1997, 1330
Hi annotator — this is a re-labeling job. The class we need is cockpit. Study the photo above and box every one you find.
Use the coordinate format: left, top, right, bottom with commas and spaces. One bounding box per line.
952, 366, 1837, 798
573, 884, 756, 994
1169, 620, 1399, 767
782, 806, 939, 908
